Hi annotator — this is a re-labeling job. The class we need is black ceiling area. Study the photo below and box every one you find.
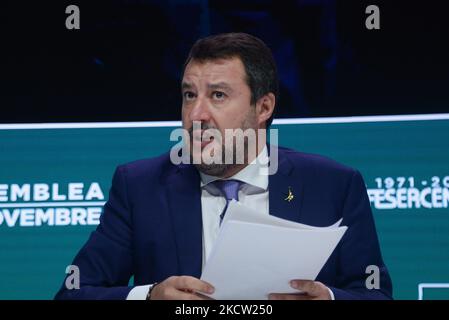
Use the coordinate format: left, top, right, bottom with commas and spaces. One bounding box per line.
1, 0, 448, 123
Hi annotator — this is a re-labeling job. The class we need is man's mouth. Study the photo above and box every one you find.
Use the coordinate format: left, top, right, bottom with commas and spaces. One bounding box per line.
192, 131, 215, 149
196, 137, 214, 149
200, 139, 213, 148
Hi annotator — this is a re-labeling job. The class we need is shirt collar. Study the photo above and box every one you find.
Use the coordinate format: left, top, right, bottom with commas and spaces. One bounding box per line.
199, 145, 268, 191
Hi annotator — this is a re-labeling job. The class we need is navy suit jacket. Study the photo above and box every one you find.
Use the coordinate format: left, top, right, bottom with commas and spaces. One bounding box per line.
55, 147, 392, 300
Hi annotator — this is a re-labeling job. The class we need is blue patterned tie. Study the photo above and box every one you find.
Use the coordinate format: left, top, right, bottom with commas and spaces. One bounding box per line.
213, 179, 242, 224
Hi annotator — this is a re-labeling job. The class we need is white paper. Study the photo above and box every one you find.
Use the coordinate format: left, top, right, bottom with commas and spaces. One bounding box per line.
200, 201, 347, 300
221, 200, 343, 230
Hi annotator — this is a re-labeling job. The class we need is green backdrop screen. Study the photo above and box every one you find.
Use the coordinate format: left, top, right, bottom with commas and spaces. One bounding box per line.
1, 115, 448, 299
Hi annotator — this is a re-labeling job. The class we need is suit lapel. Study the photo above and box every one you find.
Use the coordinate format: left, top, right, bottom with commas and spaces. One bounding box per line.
268, 148, 305, 223
164, 147, 304, 278
166, 164, 203, 278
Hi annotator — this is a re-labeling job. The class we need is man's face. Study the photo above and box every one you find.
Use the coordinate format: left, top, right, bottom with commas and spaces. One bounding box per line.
181, 57, 259, 176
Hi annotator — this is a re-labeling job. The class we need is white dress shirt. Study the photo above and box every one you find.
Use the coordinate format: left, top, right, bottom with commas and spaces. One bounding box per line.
127, 146, 334, 299
199, 146, 269, 267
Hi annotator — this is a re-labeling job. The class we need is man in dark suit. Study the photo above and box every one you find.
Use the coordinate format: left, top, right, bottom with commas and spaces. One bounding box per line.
55, 33, 392, 300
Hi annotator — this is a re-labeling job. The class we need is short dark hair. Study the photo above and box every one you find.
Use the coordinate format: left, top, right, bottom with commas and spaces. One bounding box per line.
184, 32, 279, 127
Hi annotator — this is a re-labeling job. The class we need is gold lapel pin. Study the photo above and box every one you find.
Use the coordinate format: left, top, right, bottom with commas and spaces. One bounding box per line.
284, 186, 294, 202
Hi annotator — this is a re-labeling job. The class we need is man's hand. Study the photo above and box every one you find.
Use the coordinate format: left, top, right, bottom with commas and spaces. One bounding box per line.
268, 280, 332, 300
149, 276, 215, 300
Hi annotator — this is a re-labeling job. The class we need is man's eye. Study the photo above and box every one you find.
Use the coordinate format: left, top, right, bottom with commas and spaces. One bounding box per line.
183, 92, 196, 100
212, 91, 226, 100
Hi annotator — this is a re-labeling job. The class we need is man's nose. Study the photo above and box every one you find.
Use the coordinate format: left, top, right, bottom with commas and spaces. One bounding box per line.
189, 96, 211, 122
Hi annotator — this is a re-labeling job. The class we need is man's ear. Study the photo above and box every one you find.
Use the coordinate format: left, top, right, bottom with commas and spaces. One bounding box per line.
255, 93, 276, 128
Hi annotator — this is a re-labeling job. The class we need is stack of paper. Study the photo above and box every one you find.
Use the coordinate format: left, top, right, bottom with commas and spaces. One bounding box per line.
200, 200, 347, 300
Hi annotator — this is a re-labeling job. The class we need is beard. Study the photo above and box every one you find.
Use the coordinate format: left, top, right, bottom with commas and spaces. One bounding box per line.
188, 112, 257, 177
